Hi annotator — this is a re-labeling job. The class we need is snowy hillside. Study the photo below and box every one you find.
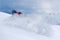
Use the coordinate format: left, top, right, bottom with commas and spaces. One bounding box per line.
3, 13, 53, 36
0, 12, 11, 21
0, 12, 60, 40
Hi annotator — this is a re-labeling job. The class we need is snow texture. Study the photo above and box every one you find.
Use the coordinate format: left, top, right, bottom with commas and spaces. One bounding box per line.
0, 12, 60, 40
3, 13, 52, 36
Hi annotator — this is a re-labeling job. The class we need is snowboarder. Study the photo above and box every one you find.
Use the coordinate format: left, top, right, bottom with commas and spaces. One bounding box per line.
12, 10, 22, 15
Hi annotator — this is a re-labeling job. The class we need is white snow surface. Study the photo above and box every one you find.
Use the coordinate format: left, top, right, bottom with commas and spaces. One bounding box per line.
0, 12, 11, 21
0, 12, 60, 40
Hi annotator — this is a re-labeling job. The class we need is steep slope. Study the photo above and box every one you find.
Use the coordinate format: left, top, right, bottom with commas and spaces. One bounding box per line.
0, 12, 60, 40
0, 12, 51, 40
3, 13, 52, 36
0, 22, 51, 40
0, 12, 11, 21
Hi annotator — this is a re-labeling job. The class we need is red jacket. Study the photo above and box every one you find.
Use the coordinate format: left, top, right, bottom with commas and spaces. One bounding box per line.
16, 12, 22, 15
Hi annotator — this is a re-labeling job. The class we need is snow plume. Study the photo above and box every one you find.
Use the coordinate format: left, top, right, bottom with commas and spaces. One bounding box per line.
35, 0, 60, 25
3, 14, 53, 37
42, 13, 60, 25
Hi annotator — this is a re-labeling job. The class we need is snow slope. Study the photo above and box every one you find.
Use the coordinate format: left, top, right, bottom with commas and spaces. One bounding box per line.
0, 12, 51, 40
3, 13, 53, 36
0, 12, 11, 21
0, 22, 50, 40
0, 12, 60, 40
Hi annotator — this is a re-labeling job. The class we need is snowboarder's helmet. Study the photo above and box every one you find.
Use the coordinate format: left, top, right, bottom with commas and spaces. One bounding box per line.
12, 10, 16, 13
